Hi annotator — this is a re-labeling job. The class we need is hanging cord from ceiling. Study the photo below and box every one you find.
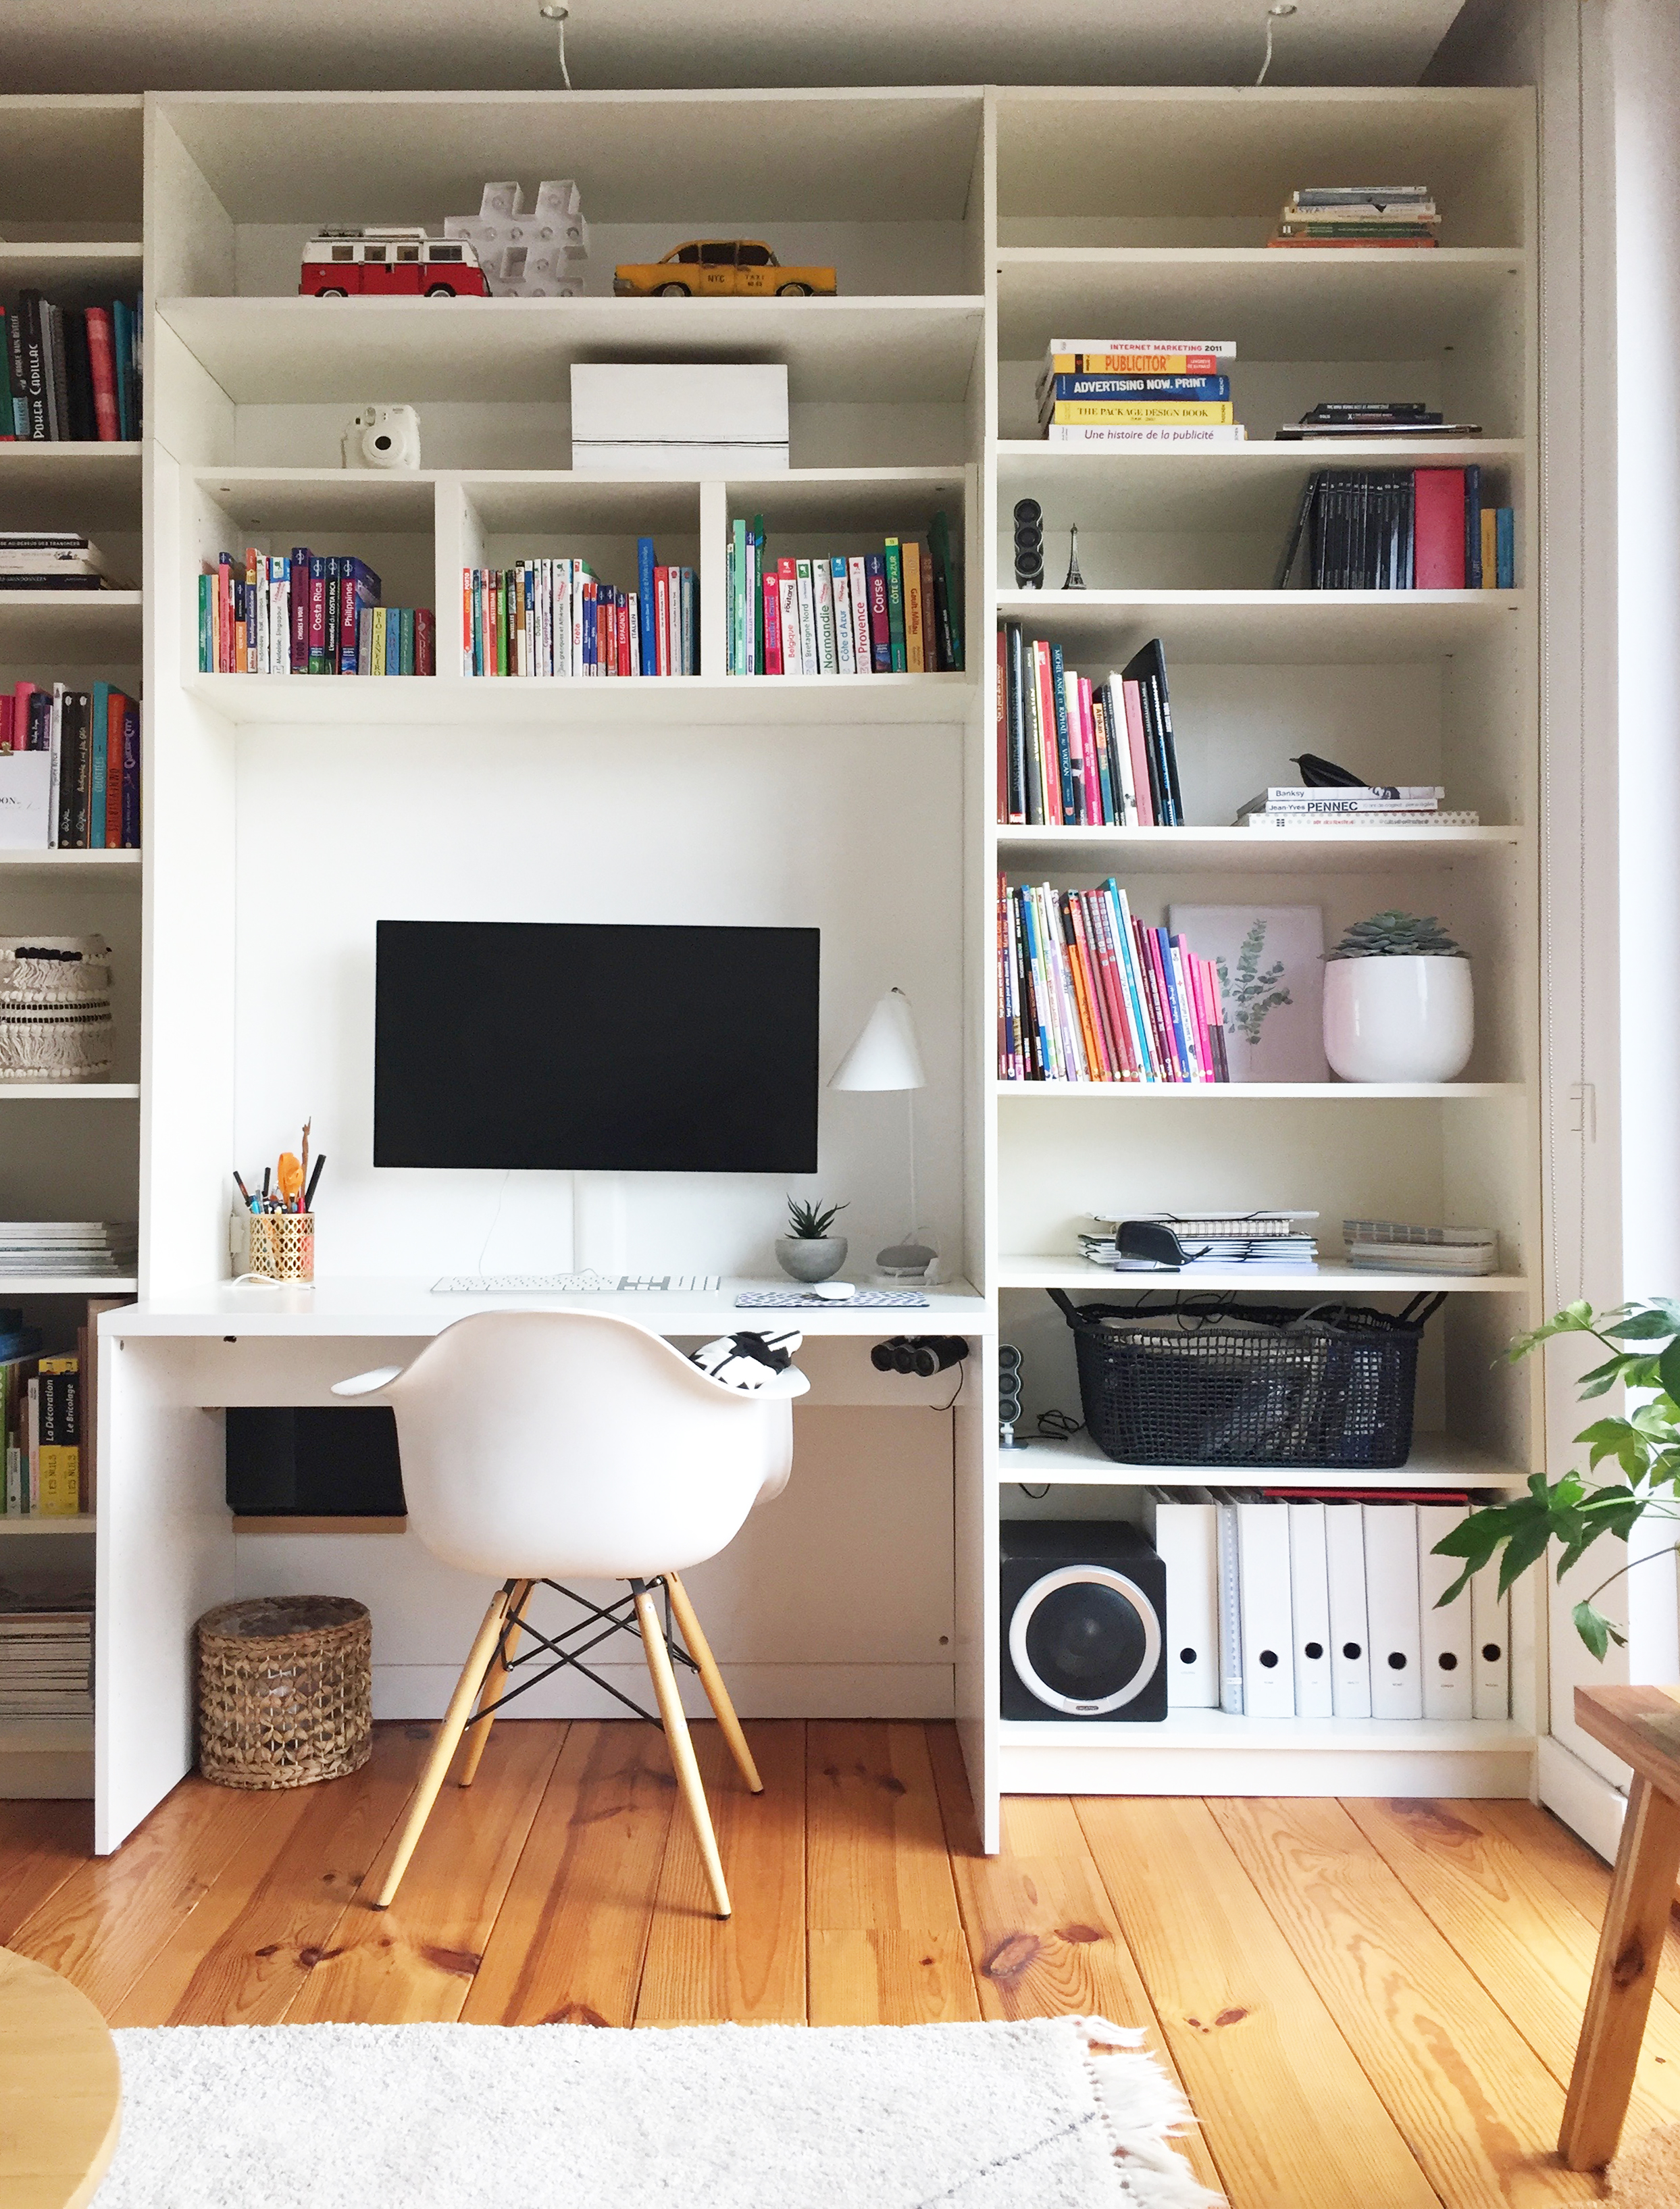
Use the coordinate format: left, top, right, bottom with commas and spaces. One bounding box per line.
1256, 3, 1296, 86
539, 3, 574, 91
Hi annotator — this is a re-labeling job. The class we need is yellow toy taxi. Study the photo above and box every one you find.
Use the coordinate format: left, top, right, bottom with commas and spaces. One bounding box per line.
613, 241, 838, 298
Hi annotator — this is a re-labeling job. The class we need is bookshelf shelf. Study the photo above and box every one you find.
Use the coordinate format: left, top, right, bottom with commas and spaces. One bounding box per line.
0, 1516, 96, 1535
0, 1086, 140, 1102
0, 1278, 136, 1296
0, 850, 141, 888
0, 590, 142, 660
0, 243, 143, 301
157, 295, 988, 409
994, 1080, 1521, 1101
997, 1254, 1527, 1294
992, 587, 1524, 663
994, 826, 1522, 873
995, 1429, 1527, 1488
0, 1719, 93, 1755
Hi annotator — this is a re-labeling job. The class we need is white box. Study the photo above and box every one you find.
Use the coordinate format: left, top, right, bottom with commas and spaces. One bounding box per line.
0, 753, 51, 848
570, 363, 790, 476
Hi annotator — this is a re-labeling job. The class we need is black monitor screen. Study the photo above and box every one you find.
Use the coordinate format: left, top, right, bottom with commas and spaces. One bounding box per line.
374, 920, 819, 1172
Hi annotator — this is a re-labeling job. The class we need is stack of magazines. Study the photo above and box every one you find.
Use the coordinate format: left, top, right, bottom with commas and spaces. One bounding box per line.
0, 1222, 136, 1277
1344, 1221, 1500, 1275
1080, 1211, 1320, 1272
0, 1573, 93, 1720
1236, 783, 1481, 830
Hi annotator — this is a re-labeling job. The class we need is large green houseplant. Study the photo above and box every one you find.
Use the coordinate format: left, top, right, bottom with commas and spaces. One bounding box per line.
1437, 1298, 1680, 1656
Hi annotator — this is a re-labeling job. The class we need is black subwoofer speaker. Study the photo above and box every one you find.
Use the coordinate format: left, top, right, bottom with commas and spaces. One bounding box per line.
1000, 1520, 1167, 1721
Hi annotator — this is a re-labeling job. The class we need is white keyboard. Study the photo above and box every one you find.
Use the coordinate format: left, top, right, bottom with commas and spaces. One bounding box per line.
432, 1272, 723, 1295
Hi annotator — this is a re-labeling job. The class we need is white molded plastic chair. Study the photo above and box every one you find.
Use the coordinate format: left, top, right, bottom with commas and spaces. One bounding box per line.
334, 1310, 807, 1917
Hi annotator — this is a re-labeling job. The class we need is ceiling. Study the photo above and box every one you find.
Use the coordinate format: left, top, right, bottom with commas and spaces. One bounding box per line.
6, 1, 1473, 95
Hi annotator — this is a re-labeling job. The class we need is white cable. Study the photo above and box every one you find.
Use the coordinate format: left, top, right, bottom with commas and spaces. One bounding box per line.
1256, 3, 1296, 88
478, 1169, 512, 1273
539, 4, 574, 91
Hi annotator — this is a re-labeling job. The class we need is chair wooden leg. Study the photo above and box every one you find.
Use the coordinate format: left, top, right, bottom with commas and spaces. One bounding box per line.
457, 1578, 532, 1789
634, 1585, 731, 1919
1560, 1772, 1680, 2168
665, 1569, 762, 1794
372, 1585, 512, 1910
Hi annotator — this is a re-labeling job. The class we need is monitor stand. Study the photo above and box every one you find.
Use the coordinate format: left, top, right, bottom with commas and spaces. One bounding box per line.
572, 1173, 628, 1277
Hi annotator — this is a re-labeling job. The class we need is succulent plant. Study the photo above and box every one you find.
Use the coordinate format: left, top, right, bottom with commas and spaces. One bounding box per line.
1326, 910, 1464, 961
785, 1195, 848, 1240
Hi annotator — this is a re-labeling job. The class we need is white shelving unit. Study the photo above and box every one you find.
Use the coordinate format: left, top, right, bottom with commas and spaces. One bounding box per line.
0, 93, 144, 1800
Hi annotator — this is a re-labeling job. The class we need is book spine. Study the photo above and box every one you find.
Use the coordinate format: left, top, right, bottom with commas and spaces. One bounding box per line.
1413, 467, 1467, 588
1006, 625, 1028, 824
1033, 642, 1061, 826
88, 684, 108, 848
995, 632, 1007, 822
1, 306, 20, 436
760, 570, 782, 675
846, 555, 871, 673
795, 559, 818, 674
901, 539, 925, 672
813, 557, 838, 675
732, 517, 748, 676
929, 510, 961, 671
1496, 507, 1514, 588
1049, 643, 1077, 821
1046, 401, 1235, 425
777, 563, 799, 674
830, 558, 855, 675
883, 538, 907, 670
20, 295, 47, 441
1044, 373, 1232, 402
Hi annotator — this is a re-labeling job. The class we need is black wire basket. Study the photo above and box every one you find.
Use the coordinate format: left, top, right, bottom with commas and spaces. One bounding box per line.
1049, 1290, 1446, 1469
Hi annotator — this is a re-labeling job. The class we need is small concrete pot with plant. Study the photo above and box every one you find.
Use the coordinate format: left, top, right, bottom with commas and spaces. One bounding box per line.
775, 1196, 848, 1284
1322, 910, 1473, 1083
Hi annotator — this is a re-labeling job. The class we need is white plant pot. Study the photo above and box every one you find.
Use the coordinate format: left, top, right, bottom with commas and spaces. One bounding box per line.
1323, 955, 1473, 1084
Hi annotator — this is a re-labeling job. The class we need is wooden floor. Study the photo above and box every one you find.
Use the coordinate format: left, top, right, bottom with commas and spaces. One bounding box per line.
0, 1719, 1667, 2203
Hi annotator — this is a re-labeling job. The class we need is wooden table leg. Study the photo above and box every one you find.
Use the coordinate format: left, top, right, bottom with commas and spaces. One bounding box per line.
1561, 1772, 1680, 2169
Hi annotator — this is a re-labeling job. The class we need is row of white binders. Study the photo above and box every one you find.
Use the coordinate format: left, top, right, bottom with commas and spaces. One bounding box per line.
1150, 1493, 1510, 1721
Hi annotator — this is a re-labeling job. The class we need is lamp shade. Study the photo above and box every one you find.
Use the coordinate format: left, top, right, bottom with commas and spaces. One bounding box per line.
828, 987, 927, 1092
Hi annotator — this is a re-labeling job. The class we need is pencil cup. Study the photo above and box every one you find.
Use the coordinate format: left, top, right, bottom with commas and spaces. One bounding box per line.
247, 1213, 315, 1284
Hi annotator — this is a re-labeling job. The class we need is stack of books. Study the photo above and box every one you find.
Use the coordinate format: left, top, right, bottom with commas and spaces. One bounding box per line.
0, 1224, 135, 1276
1268, 187, 1440, 249
1275, 466, 1514, 590
1277, 402, 1483, 441
1237, 784, 1481, 831
0, 534, 117, 591
1344, 1220, 1500, 1275
999, 875, 1229, 1084
0, 682, 142, 850
0, 1576, 94, 1715
199, 551, 435, 676
1036, 340, 1244, 447
462, 547, 696, 677
1079, 1212, 1320, 1271
998, 633, 1183, 827
1, 293, 141, 440
723, 513, 963, 674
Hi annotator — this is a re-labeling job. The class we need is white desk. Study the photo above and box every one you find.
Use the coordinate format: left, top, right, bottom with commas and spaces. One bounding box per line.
94, 1278, 994, 1852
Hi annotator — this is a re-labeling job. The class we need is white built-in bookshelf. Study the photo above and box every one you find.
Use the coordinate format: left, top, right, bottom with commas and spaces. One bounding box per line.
3, 84, 1541, 1839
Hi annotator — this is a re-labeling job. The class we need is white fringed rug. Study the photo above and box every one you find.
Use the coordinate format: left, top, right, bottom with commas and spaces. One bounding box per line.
93, 2015, 1222, 2208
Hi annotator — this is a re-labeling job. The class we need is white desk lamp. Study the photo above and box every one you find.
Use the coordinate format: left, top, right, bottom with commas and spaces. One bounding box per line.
829, 987, 937, 1282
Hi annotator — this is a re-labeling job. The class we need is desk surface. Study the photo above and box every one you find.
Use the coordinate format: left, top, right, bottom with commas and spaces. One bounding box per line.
102, 1275, 992, 1339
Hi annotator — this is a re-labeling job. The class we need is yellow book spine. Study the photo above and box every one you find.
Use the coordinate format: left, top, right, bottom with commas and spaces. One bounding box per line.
371, 605, 388, 673
1044, 353, 1217, 375
1481, 507, 1498, 588
901, 540, 925, 674
39, 1446, 79, 1515
1047, 401, 1235, 425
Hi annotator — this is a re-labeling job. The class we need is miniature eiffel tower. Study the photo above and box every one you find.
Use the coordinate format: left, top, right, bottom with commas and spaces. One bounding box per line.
1062, 524, 1087, 590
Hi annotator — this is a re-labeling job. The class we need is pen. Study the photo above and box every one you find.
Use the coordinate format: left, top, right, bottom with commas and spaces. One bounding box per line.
232, 1171, 253, 1209
303, 1152, 326, 1211
261, 1167, 271, 1207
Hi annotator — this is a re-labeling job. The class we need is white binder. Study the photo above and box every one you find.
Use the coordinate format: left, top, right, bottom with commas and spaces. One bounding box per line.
1288, 1501, 1335, 1719
1418, 1503, 1475, 1721
1152, 1495, 1219, 1709
1365, 1502, 1424, 1719
1325, 1502, 1372, 1718
1238, 1501, 1296, 1717
1471, 1545, 1511, 1719
1216, 1498, 1244, 1713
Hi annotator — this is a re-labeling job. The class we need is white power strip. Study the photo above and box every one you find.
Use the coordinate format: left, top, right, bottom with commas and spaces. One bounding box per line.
432, 1272, 723, 1295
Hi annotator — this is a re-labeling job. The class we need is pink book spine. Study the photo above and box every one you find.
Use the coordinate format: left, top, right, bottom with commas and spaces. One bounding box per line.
1121, 678, 1154, 827
1137, 922, 1177, 1078
846, 556, 871, 673
1191, 954, 1217, 1082
1169, 938, 1203, 1080
762, 574, 782, 675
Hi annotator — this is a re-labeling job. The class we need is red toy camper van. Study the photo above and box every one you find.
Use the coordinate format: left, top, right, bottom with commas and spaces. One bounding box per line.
299, 228, 490, 298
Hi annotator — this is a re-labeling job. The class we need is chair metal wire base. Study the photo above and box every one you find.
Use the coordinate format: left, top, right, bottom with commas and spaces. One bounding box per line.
467, 1575, 698, 1729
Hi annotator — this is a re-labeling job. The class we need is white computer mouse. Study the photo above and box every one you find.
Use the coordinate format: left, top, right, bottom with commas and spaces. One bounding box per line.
810, 1279, 857, 1300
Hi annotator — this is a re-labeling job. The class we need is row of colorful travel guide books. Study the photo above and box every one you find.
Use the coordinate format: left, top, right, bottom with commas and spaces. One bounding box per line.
462, 547, 697, 677
997, 630, 1184, 827
1, 293, 141, 441
1275, 467, 1514, 590
999, 876, 1230, 1084
1037, 340, 1246, 447
0, 682, 141, 849
199, 551, 435, 676
723, 514, 963, 674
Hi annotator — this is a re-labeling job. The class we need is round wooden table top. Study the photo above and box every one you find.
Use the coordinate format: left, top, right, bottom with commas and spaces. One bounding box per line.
0, 1947, 121, 2209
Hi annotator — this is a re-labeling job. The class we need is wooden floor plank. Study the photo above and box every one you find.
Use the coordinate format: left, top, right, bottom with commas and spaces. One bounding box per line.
462, 1719, 677, 2027
287, 1720, 568, 2025
1477, 1798, 1680, 2014
1079, 1796, 1441, 2209
805, 1720, 976, 2027
109, 1724, 429, 2027
637, 1720, 806, 2027
0, 1800, 91, 1946
926, 1734, 1223, 2199
1346, 1797, 1680, 2140
1214, 1797, 1600, 2206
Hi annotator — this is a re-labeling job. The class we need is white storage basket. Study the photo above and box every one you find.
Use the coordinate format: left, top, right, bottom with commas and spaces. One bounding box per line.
0, 936, 113, 1082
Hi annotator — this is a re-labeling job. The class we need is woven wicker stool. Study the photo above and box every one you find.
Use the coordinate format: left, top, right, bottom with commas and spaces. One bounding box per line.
196, 1596, 372, 1788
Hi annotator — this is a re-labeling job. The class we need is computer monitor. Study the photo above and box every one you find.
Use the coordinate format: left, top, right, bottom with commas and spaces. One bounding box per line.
373, 919, 820, 1173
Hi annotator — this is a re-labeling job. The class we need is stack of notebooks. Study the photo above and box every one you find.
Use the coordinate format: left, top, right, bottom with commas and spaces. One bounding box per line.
1237, 784, 1481, 831
0, 682, 142, 850
0, 534, 118, 591
1150, 1494, 1509, 1721
0, 1575, 94, 1718
1344, 1221, 1500, 1275
1036, 340, 1245, 447
999, 876, 1229, 1084
463, 548, 696, 677
1277, 401, 1483, 442
723, 513, 963, 674
1275, 466, 1514, 590
998, 632, 1183, 826
1, 293, 141, 440
0, 1224, 136, 1277
199, 551, 435, 677
1268, 186, 1440, 249
1079, 1211, 1319, 1271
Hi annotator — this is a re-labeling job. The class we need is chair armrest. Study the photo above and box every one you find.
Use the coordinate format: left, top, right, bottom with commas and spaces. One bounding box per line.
756, 1367, 811, 1400
331, 1364, 406, 1398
